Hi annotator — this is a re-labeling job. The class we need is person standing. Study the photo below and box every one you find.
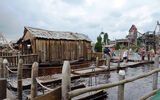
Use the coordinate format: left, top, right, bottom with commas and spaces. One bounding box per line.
151, 49, 155, 57
104, 47, 112, 65
129, 48, 132, 55
141, 49, 145, 61
123, 50, 128, 63
134, 49, 138, 61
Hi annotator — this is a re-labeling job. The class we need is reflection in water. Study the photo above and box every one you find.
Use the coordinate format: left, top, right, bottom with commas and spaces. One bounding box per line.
104, 71, 111, 84
78, 64, 156, 100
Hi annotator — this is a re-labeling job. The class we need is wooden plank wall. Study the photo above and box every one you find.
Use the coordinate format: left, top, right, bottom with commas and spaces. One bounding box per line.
34, 39, 91, 64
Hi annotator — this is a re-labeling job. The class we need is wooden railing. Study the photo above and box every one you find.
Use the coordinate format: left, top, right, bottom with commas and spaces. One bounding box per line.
61, 55, 160, 100
20, 54, 38, 65
0, 51, 17, 56
92, 52, 103, 59
1, 54, 38, 67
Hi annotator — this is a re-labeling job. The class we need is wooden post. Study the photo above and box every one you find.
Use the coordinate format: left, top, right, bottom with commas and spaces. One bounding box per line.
3, 59, 8, 78
0, 58, 3, 78
17, 59, 23, 100
17, 52, 20, 66
0, 78, 6, 100
153, 55, 159, 90
117, 59, 120, 69
120, 50, 122, 60
107, 58, 111, 70
62, 61, 71, 100
31, 62, 39, 99
118, 70, 125, 100
148, 51, 150, 61
151, 54, 153, 61
96, 57, 99, 67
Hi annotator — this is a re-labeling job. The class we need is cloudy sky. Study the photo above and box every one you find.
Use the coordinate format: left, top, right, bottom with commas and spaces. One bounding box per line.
0, 0, 160, 42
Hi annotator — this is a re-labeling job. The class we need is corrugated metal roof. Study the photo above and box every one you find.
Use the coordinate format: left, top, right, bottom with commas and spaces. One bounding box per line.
25, 27, 91, 41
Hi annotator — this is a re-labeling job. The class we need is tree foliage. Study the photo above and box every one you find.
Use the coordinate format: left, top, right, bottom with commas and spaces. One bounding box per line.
137, 38, 142, 46
115, 43, 120, 50
94, 32, 110, 52
94, 35, 102, 52
103, 33, 109, 45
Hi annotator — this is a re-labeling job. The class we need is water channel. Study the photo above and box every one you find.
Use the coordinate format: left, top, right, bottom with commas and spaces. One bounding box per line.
9, 63, 160, 100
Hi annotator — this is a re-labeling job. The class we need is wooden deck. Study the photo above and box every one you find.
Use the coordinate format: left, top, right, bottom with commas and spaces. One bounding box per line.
72, 61, 152, 76
8, 74, 80, 90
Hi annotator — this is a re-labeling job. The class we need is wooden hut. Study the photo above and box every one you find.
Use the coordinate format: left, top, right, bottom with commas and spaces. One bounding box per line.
20, 27, 91, 64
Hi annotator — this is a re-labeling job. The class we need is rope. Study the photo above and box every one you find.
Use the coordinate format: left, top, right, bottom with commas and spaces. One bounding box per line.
6, 65, 17, 74
36, 78, 54, 91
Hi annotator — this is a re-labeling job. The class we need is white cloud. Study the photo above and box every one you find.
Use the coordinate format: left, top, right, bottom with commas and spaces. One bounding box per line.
0, 0, 160, 42
113, 0, 126, 8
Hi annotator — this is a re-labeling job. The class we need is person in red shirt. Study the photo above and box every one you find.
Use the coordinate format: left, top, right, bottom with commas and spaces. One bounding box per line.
141, 49, 145, 60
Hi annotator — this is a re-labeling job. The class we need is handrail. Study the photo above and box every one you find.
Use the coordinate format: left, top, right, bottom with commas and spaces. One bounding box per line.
36, 78, 54, 91
139, 88, 160, 100
6, 65, 17, 74
68, 68, 160, 98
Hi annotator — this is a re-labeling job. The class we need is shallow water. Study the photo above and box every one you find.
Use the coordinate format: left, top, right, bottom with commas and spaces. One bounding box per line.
73, 63, 158, 100
9, 63, 159, 100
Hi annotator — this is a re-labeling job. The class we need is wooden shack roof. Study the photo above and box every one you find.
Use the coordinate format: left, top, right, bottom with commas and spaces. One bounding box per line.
24, 27, 91, 42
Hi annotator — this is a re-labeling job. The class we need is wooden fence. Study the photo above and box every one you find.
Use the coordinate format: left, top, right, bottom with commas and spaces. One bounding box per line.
62, 55, 160, 100
2, 55, 159, 100
0, 51, 17, 56
1, 54, 38, 67
92, 52, 103, 59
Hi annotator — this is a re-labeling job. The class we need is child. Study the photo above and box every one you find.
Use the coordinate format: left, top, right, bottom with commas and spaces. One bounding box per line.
134, 49, 138, 61
123, 50, 128, 63
151, 49, 155, 57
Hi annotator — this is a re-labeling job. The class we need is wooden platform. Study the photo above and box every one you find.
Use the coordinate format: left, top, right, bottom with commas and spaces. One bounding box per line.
72, 61, 152, 76
8, 74, 80, 90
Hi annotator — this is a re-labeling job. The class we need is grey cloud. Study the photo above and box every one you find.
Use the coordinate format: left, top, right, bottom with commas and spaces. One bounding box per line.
0, 0, 160, 42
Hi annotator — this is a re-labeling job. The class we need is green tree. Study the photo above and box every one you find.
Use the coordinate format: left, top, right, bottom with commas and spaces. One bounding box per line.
115, 43, 120, 50
100, 32, 104, 35
94, 35, 102, 52
94, 32, 110, 52
103, 33, 109, 45
137, 38, 142, 46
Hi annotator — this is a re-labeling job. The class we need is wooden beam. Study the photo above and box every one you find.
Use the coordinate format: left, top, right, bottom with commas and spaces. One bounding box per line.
68, 68, 160, 98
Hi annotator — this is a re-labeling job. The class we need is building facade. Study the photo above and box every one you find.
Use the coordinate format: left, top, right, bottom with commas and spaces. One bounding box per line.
127, 25, 137, 46
19, 27, 92, 64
